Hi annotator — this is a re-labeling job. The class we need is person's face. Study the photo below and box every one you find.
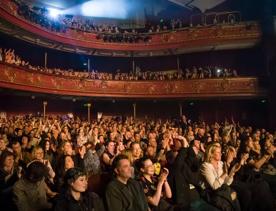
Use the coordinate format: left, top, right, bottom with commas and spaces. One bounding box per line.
107, 142, 115, 153
126, 131, 132, 139
115, 159, 132, 180
45, 141, 50, 151
198, 128, 205, 136
135, 134, 140, 142
99, 136, 104, 143
61, 133, 67, 141
173, 139, 182, 151
34, 148, 44, 160
93, 127, 98, 135
0, 139, 6, 150
194, 139, 201, 149
226, 150, 236, 163
65, 156, 74, 170
21, 136, 28, 146
132, 143, 141, 158
247, 137, 254, 149
12, 143, 21, 155
64, 143, 73, 155
148, 138, 157, 147
212, 147, 222, 162
17, 129, 23, 137
146, 146, 155, 157
141, 159, 155, 176
4, 155, 14, 169
71, 175, 88, 193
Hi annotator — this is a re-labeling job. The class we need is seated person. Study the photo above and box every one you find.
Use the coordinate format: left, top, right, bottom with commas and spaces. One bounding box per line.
138, 157, 173, 211
105, 154, 148, 211
172, 137, 219, 211
54, 167, 105, 211
200, 143, 241, 211
0, 151, 21, 210
13, 161, 57, 211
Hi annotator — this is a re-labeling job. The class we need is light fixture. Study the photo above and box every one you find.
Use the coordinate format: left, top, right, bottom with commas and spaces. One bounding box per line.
48, 8, 62, 19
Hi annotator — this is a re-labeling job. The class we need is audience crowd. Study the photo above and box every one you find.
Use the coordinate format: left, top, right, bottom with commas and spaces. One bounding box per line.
12, 0, 239, 43
0, 112, 275, 211
0, 47, 239, 81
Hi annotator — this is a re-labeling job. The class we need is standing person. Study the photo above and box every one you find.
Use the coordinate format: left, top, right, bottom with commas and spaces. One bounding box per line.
105, 154, 148, 211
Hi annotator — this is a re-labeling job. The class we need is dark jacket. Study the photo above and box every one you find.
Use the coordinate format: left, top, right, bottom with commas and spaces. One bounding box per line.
172, 147, 202, 207
54, 191, 105, 211
105, 178, 148, 211
0, 168, 19, 209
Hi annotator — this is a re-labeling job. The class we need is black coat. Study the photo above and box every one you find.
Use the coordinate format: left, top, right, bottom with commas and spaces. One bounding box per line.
54, 191, 105, 211
171, 147, 202, 207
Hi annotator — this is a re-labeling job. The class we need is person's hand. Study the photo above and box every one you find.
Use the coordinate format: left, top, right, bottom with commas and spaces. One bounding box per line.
159, 168, 169, 184
200, 143, 205, 152
223, 162, 228, 175
240, 153, 249, 165
161, 139, 168, 150
79, 146, 86, 159
267, 145, 275, 156
229, 162, 241, 176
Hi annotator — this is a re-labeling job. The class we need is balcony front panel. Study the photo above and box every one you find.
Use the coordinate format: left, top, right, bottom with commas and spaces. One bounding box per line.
0, 63, 265, 98
0, 0, 261, 52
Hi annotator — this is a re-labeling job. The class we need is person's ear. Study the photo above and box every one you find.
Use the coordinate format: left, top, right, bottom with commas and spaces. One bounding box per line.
114, 168, 119, 175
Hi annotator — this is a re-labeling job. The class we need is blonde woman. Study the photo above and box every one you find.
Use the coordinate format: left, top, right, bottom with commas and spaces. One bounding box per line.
31, 146, 55, 183
200, 143, 241, 211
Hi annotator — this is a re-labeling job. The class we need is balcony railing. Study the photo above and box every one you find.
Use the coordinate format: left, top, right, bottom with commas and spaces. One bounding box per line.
0, 0, 261, 52
0, 63, 266, 98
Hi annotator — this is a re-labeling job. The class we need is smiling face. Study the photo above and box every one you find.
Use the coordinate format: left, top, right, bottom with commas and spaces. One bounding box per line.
141, 159, 155, 176
4, 155, 14, 169
212, 147, 222, 162
65, 156, 75, 170
107, 141, 115, 154
131, 143, 142, 159
70, 175, 88, 193
0, 138, 7, 151
33, 148, 44, 160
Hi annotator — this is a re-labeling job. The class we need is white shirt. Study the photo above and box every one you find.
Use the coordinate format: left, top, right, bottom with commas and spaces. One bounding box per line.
200, 161, 233, 190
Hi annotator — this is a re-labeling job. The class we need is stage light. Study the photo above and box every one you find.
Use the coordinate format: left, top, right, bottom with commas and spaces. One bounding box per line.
81, 0, 127, 19
48, 8, 62, 19
216, 68, 222, 73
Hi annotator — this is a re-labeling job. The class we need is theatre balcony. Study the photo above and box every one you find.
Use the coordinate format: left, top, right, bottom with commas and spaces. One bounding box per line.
0, 62, 267, 99
0, 0, 261, 57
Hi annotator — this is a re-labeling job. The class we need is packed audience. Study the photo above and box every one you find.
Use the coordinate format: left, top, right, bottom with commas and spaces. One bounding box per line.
12, 0, 240, 44
0, 112, 275, 211
0, 47, 239, 81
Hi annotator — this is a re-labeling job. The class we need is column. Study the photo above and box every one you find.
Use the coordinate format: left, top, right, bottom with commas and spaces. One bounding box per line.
43, 101, 47, 119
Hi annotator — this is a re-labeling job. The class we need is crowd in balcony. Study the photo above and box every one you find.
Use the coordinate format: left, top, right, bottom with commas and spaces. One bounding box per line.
0, 112, 275, 211
11, 0, 240, 44
0, 47, 239, 81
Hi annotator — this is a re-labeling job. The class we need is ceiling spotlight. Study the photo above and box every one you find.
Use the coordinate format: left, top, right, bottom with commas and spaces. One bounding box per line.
48, 8, 62, 19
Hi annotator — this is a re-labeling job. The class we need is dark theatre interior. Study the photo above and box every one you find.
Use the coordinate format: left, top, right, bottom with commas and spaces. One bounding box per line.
0, 0, 276, 210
